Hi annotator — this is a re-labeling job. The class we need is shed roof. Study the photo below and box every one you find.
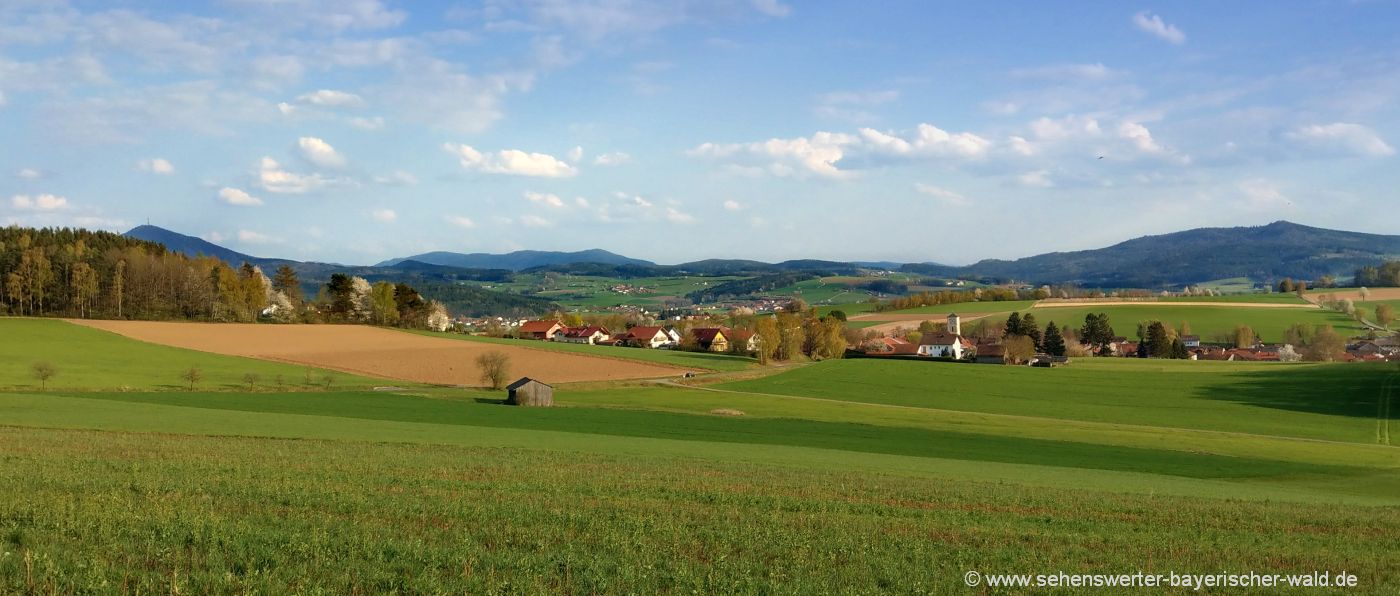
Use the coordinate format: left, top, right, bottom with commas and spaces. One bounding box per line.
507, 377, 552, 390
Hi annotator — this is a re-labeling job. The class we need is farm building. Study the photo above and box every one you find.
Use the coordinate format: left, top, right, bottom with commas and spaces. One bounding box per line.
728, 329, 761, 354
974, 343, 1006, 364
519, 320, 565, 340
506, 377, 554, 406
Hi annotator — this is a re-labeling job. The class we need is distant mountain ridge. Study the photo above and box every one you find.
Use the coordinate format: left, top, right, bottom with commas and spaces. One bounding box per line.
376, 249, 654, 271
127, 220, 1400, 289
902, 221, 1400, 287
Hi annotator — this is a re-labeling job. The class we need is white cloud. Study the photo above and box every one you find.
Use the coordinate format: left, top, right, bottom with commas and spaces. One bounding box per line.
1117, 121, 1164, 154
723, 199, 743, 211
1008, 135, 1036, 156
1011, 63, 1115, 80
1018, 170, 1054, 188
1238, 179, 1292, 210
297, 136, 347, 168
277, 102, 297, 116
11, 194, 70, 211
137, 157, 175, 175
296, 89, 364, 108
1133, 11, 1185, 45
913, 183, 970, 206
690, 122, 991, 178
567, 145, 584, 162
525, 191, 566, 208
372, 170, 417, 185
1284, 122, 1396, 157
217, 187, 264, 206
257, 157, 333, 193
15, 168, 43, 179
448, 216, 476, 229
858, 124, 993, 158
237, 229, 273, 244
520, 214, 553, 228
689, 132, 858, 178
371, 208, 396, 222
442, 143, 578, 177
593, 152, 631, 166
665, 206, 695, 223
751, 0, 792, 17
1030, 115, 1102, 141
814, 89, 898, 122
349, 116, 385, 130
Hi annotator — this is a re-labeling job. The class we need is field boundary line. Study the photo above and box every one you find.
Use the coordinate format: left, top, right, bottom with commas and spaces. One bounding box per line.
1381, 371, 1396, 446
646, 381, 1400, 452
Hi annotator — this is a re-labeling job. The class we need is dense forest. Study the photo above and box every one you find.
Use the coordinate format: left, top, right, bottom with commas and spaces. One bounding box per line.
0, 226, 458, 328
1354, 261, 1400, 287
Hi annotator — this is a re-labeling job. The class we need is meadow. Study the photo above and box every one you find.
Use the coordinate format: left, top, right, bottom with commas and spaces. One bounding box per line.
2, 317, 1398, 592
1020, 303, 1365, 343
0, 318, 387, 391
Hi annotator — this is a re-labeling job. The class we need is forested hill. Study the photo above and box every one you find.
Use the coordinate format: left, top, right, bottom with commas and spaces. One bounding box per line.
903, 221, 1400, 287
125, 225, 290, 267
376, 248, 654, 270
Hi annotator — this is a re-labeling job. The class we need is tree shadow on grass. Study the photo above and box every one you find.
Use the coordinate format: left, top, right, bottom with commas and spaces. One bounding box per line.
1192, 363, 1397, 419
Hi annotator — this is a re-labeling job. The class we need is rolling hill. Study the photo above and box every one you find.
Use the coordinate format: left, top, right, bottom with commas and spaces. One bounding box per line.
124, 225, 291, 268
376, 249, 654, 270
904, 221, 1400, 287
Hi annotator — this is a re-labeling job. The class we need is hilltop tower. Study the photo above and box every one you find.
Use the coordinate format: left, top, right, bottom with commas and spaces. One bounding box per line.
947, 313, 961, 336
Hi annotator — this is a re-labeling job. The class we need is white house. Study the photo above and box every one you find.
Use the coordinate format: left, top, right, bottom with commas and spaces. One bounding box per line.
556, 326, 611, 345
624, 326, 673, 349
916, 313, 975, 359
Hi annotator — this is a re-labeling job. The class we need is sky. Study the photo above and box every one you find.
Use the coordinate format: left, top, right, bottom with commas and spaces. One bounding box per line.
2, 0, 1398, 266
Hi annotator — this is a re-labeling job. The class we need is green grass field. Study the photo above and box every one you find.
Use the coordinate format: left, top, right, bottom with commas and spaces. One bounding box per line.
0, 318, 389, 391
1022, 304, 1364, 343
2, 317, 1398, 592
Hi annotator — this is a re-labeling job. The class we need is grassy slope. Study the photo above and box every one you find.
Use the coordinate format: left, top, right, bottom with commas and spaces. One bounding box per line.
1022, 304, 1365, 342
4, 426, 1396, 594
401, 329, 758, 372
0, 318, 390, 390
719, 358, 1393, 444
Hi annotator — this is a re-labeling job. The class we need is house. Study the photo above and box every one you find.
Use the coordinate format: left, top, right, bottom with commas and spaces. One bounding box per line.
916, 314, 974, 359
1181, 335, 1201, 348
691, 327, 730, 352
557, 326, 611, 345
506, 377, 553, 407
519, 320, 565, 340
662, 326, 683, 344
728, 329, 761, 354
623, 326, 673, 349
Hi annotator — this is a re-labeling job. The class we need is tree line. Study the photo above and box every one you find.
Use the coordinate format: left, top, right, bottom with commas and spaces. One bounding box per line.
1354, 261, 1400, 287
1, 226, 446, 328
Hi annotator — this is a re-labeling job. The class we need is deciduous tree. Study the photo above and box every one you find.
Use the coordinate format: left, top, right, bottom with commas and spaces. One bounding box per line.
476, 351, 511, 390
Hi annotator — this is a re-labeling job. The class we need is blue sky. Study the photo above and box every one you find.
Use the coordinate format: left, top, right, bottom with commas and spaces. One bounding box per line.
2, 0, 1397, 265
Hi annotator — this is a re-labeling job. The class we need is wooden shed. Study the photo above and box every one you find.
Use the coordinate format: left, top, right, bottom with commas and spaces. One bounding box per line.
506, 377, 554, 407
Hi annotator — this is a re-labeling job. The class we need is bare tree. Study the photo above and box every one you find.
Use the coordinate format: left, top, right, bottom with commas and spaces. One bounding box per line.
31, 362, 56, 390
182, 365, 203, 391
476, 351, 511, 390
243, 372, 260, 389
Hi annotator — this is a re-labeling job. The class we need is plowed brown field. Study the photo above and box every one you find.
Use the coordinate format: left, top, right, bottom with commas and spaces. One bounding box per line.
69, 321, 692, 385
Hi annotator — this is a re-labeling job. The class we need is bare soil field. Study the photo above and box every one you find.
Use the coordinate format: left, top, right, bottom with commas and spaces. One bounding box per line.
849, 312, 993, 322
1308, 288, 1400, 302
1032, 300, 1319, 309
69, 321, 692, 385
849, 313, 991, 336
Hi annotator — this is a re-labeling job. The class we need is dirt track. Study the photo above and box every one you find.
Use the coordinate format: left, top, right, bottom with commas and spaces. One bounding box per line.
69, 321, 692, 386
849, 312, 991, 336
